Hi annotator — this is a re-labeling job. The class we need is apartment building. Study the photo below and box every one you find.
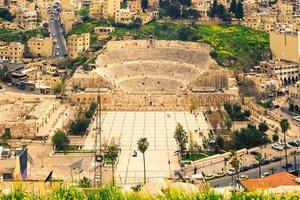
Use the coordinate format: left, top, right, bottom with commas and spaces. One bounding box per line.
89, 0, 104, 19
289, 81, 300, 112
259, 60, 300, 85
115, 8, 136, 24
15, 5, 38, 29
270, 31, 300, 63
28, 37, 53, 57
94, 26, 115, 35
61, 10, 76, 33
103, 0, 120, 20
126, 0, 142, 12
0, 42, 24, 63
67, 33, 90, 59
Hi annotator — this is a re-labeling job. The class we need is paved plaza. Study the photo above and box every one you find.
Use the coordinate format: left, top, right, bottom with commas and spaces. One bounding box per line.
84, 111, 210, 184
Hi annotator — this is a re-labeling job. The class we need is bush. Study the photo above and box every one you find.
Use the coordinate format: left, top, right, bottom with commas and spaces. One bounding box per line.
51, 130, 69, 151
70, 119, 91, 135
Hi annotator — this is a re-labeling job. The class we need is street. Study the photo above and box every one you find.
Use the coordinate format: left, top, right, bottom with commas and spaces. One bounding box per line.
208, 154, 299, 187
48, 3, 68, 57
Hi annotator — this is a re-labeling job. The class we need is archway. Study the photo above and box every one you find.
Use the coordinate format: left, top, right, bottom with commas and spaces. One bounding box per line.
288, 77, 291, 84
295, 105, 299, 112
292, 76, 295, 83
284, 77, 287, 85
290, 104, 294, 111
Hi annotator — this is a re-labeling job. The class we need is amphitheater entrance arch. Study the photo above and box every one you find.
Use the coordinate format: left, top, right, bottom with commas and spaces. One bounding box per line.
284, 78, 287, 85
292, 76, 295, 83
295, 105, 299, 112
290, 104, 294, 111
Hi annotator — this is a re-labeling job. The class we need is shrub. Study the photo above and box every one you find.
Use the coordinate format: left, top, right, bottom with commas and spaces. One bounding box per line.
51, 130, 69, 151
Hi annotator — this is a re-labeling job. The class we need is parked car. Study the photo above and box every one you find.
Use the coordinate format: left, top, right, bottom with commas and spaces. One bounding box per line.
205, 174, 215, 181
214, 172, 226, 178
248, 163, 259, 169
288, 141, 299, 147
261, 159, 271, 166
227, 168, 236, 176
272, 143, 284, 151
271, 156, 281, 162
238, 175, 248, 181
239, 165, 249, 172
262, 172, 270, 177
282, 163, 293, 169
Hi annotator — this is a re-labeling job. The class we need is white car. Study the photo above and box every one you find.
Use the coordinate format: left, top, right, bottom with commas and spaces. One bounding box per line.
272, 143, 283, 151
261, 172, 270, 177
227, 168, 236, 176
56, 52, 59, 56
293, 116, 300, 122
56, 45, 60, 49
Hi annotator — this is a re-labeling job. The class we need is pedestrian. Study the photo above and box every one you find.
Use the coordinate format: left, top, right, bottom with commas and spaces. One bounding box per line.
168, 159, 170, 165
194, 166, 198, 174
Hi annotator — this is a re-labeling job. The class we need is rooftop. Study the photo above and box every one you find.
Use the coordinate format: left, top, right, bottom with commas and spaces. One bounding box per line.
241, 172, 299, 191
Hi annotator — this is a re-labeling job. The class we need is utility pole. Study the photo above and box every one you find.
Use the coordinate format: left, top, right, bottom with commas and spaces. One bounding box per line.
94, 92, 102, 187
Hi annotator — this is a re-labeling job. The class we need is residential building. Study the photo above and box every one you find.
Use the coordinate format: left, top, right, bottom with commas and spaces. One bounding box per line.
28, 37, 53, 57
15, 4, 38, 29
270, 31, 300, 63
259, 60, 300, 85
89, 0, 104, 18
115, 8, 136, 24
103, 0, 120, 20
94, 26, 115, 35
288, 81, 300, 111
67, 33, 90, 59
126, 0, 142, 12
61, 10, 76, 33
0, 42, 24, 63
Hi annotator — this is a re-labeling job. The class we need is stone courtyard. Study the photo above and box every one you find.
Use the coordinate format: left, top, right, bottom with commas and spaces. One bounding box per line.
84, 111, 210, 184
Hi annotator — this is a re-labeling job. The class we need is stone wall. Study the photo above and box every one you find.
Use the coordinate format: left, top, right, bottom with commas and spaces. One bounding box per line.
70, 91, 238, 111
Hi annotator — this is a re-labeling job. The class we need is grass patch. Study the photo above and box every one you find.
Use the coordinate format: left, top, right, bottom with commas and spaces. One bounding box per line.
182, 151, 215, 161
0, 28, 49, 43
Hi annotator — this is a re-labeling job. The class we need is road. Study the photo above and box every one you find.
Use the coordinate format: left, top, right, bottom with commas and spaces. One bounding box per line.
207, 154, 299, 187
48, 3, 68, 57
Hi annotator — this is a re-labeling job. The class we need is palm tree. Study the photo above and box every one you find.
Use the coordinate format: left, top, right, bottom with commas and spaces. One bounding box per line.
229, 150, 240, 187
280, 119, 290, 171
106, 143, 119, 186
137, 137, 149, 185
290, 150, 298, 173
255, 154, 262, 178
269, 167, 277, 174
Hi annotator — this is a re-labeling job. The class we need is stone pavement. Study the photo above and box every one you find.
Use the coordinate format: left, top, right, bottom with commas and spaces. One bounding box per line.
83, 111, 210, 185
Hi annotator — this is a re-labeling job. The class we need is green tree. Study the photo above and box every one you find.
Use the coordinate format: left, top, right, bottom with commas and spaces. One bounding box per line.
142, 0, 149, 11
280, 119, 290, 171
0, 8, 14, 21
209, 0, 218, 17
137, 137, 149, 185
291, 150, 298, 173
51, 130, 69, 151
2, 129, 11, 140
174, 123, 188, 154
106, 143, 119, 186
70, 119, 90, 135
225, 117, 232, 130
272, 129, 279, 142
229, 0, 237, 13
229, 150, 240, 187
0, 65, 8, 81
235, 1, 244, 19
79, 177, 91, 188
258, 122, 269, 133
269, 166, 277, 174
176, 27, 201, 41
255, 154, 262, 178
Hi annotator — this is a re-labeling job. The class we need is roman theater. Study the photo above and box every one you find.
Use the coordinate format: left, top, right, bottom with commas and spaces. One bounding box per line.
68, 39, 239, 110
